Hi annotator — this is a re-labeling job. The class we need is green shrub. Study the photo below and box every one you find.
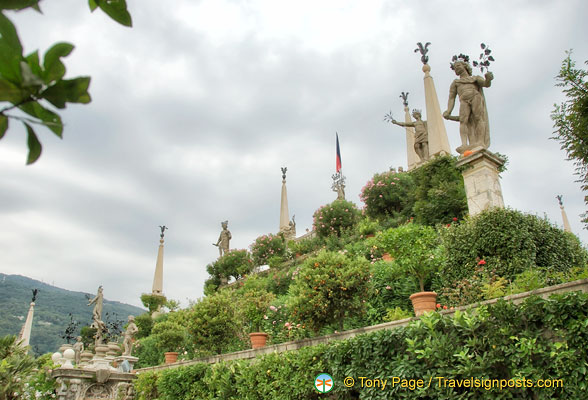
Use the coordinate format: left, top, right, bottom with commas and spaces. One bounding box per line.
186, 290, 245, 355
437, 261, 506, 307
410, 155, 468, 225
377, 223, 444, 292
384, 307, 414, 322
358, 216, 381, 236
133, 336, 163, 368
151, 321, 186, 353
207, 249, 254, 283
135, 292, 588, 398
250, 233, 286, 266
367, 260, 417, 322
439, 208, 588, 286
360, 169, 415, 223
236, 288, 275, 332
288, 235, 323, 256
288, 250, 371, 332
134, 312, 153, 339
312, 199, 360, 238
140, 293, 167, 314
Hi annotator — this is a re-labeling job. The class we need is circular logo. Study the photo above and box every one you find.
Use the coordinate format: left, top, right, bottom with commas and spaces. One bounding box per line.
314, 373, 334, 393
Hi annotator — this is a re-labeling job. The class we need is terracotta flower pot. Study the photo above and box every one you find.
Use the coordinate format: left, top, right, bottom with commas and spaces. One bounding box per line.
409, 291, 437, 316
164, 351, 179, 364
249, 332, 268, 349
382, 253, 393, 262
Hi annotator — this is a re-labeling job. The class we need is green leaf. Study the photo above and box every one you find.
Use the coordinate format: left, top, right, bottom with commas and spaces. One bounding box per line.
24, 122, 41, 164
0, 113, 8, 139
0, 11, 23, 82
0, 78, 23, 102
41, 76, 91, 109
25, 50, 42, 78
18, 102, 63, 137
0, 0, 40, 12
88, 0, 98, 12
42, 42, 74, 84
96, 0, 132, 27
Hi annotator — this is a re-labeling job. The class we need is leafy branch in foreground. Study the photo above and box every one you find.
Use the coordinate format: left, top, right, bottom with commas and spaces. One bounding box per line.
551, 50, 588, 227
0, 0, 132, 164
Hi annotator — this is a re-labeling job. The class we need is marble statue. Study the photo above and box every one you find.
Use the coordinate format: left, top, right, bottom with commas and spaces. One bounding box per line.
388, 109, 430, 162
73, 336, 84, 365
282, 215, 296, 239
122, 316, 138, 356
88, 286, 104, 322
213, 221, 231, 257
443, 54, 493, 154
90, 318, 107, 346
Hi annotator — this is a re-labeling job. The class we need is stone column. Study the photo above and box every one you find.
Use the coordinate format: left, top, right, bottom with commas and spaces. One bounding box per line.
422, 64, 452, 157
151, 237, 164, 296
279, 179, 290, 232
560, 204, 572, 233
18, 301, 35, 348
456, 149, 505, 216
403, 106, 419, 170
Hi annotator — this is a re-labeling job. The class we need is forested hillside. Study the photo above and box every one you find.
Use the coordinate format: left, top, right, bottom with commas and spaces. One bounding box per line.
0, 273, 144, 355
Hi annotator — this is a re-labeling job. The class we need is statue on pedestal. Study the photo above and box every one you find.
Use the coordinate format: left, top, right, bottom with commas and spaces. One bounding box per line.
73, 336, 84, 365
213, 221, 231, 257
122, 316, 138, 356
443, 50, 494, 154
386, 109, 430, 162
88, 286, 108, 346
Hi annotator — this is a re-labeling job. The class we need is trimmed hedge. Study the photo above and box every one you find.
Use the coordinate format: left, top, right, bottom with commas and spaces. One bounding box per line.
135, 291, 588, 399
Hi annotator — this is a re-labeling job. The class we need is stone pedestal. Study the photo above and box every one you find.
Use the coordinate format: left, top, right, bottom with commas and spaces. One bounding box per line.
52, 368, 136, 400
456, 149, 505, 216
115, 356, 139, 373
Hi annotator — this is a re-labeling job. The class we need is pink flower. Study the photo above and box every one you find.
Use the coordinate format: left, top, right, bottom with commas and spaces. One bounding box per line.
443, 305, 448, 310
478, 260, 486, 266
269, 305, 277, 312
263, 315, 268, 319
436, 303, 441, 308
385, 285, 391, 290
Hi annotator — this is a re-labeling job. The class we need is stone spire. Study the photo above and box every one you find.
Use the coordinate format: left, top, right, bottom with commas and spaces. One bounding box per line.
556, 195, 572, 233
152, 226, 167, 296
279, 167, 290, 232
400, 92, 419, 170
18, 289, 38, 348
415, 42, 452, 157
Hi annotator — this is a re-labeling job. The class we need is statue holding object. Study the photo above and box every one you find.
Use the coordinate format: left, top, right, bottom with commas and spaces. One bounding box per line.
385, 108, 430, 162
213, 220, 231, 257
443, 49, 494, 154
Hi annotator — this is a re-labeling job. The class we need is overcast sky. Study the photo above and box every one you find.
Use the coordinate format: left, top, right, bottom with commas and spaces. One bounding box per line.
2, 0, 587, 308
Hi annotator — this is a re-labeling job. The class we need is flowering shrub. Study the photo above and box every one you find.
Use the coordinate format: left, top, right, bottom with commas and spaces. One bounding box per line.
360, 170, 415, 222
250, 234, 286, 266
312, 199, 360, 238
288, 250, 370, 332
261, 301, 310, 344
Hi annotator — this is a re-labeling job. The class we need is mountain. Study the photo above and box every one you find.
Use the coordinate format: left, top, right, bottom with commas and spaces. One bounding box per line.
0, 273, 145, 356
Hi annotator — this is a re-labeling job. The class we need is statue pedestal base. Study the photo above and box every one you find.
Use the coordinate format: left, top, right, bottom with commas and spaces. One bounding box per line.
115, 356, 139, 373
456, 149, 505, 216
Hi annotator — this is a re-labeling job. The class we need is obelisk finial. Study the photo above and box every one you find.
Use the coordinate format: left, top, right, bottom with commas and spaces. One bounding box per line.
414, 42, 431, 65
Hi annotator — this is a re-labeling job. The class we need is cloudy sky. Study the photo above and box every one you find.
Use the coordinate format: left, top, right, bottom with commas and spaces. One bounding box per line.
2, 0, 587, 308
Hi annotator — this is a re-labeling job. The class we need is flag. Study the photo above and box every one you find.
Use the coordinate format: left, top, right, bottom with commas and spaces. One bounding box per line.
336, 133, 342, 173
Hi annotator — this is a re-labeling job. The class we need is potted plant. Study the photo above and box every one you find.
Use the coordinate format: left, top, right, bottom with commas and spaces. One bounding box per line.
380, 223, 441, 316
240, 289, 275, 349
151, 321, 185, 364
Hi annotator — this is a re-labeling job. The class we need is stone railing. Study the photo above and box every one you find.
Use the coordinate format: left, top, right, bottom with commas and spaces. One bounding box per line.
137, 278, 588, 374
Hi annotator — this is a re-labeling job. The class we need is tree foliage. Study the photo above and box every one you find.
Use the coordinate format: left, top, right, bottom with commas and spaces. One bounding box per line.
288, 250, 370, 332
551, 51, 588, 226
0, 0, 131, 164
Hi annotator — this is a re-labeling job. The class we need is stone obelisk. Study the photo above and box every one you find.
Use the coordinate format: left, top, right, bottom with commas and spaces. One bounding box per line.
556, 195, 572, 233
400, 92, 419, 170
18, 290, 37, 348
152, 226, 167, 296
415, 42, 451, 157
279, 167, 290, 232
